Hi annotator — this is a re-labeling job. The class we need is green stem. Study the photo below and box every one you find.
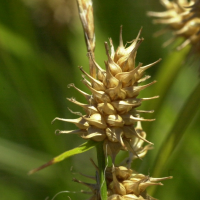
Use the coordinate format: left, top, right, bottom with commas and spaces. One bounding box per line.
96, 142, 107, 200
149, 81, 200, 195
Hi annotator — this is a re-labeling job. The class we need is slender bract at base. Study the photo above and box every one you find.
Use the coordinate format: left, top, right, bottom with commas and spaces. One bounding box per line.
29, 140, 97, 174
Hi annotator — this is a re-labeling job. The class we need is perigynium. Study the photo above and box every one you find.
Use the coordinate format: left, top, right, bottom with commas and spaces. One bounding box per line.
52, 26, 161, 163
147, 0, 200, 55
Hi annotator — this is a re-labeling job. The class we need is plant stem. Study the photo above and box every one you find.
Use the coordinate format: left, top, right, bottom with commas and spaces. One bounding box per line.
96, 142, 107, 200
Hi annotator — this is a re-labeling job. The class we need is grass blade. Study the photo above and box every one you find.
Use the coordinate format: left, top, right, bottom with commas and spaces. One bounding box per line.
149, 81, 200, 195
29, 140, 98, 175
143, 45, 190, 131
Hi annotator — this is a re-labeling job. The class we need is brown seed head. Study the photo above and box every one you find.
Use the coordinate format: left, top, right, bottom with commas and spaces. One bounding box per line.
74, 165, 172, 200
52, 28, 160, 163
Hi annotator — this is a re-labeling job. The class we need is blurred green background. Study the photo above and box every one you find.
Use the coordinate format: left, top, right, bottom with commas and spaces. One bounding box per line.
1, 0, 200, 199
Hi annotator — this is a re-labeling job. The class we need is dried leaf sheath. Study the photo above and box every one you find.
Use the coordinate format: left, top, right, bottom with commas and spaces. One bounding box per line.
53, 28, 161, 163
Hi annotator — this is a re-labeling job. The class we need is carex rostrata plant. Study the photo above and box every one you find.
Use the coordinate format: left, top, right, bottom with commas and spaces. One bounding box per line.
29, 0, 172, 199
147, 0, 200, 57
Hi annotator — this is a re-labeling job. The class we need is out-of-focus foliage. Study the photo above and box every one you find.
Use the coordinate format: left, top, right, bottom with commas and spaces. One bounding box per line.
0, 0, 200, 200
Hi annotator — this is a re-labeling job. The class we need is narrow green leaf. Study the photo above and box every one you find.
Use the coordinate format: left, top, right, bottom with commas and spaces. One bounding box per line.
29, 140, 98, 175
96, 142, 107, 200
143, 45, 190, 131
149, 81, 200, 195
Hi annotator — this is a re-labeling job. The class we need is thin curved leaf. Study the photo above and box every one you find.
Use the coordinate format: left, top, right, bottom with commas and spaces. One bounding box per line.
29, 140, 98, 175
143, 45, 190, 132
149, 81, 200, 195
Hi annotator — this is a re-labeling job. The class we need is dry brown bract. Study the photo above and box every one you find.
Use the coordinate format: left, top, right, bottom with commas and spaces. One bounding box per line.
52, 27, 161, 163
